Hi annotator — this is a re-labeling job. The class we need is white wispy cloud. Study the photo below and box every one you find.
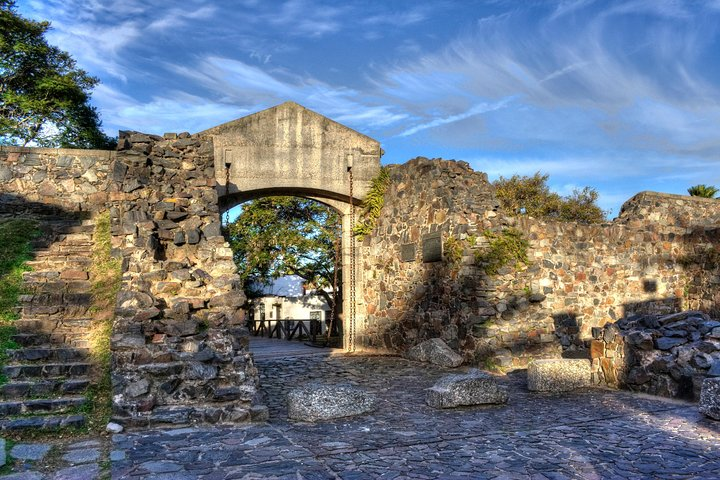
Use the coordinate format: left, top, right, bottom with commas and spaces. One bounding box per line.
397, 98, 514, 137
370, 1, 720, 159
93, 84, 245, 134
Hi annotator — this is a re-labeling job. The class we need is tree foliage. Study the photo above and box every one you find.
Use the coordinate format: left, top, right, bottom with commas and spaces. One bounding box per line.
0, 1, 115, 148
224, 197, 341, 310
493, 172, 607, 223
687, 184, 718, 199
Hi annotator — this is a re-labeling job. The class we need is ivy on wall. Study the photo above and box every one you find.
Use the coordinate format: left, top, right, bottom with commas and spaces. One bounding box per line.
353, 167, 391, 239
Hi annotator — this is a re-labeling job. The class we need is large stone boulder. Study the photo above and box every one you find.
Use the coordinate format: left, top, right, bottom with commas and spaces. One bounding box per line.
528, 359, 591, 392
426, 369, 508, 409
287, 383, 376, 421
700, 377, 720, 420
404, 338, 463, 368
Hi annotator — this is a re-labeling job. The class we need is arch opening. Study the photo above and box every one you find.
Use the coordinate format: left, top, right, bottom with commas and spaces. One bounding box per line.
221, 195, 347, 351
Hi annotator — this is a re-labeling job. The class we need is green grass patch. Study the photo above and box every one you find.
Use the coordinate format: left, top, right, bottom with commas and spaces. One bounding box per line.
86, 212, 121, 433
0, 219, 40, 385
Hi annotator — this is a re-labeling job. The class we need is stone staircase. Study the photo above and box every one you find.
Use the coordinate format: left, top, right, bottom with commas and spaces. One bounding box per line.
0, 218, 96, 431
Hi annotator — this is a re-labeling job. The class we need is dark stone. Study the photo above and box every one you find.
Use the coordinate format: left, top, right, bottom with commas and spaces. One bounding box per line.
422, 233, 442, 263
626, 331, 654, 350
122, 178, 143, 193
656, 337, 688, 350
202, 222, 222, 239
693, 352, 714, 369
528, 293, 546, 303
186, 229, 201, 244
400, 243, 416, 262
173, 231, 186, 245
112, 161, 128, 182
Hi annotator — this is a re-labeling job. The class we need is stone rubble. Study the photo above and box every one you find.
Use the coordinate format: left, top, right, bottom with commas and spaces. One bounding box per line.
592, 311, 720, 400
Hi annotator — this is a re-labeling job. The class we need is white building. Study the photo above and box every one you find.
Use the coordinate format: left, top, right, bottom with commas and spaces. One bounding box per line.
247, 275, 332, 337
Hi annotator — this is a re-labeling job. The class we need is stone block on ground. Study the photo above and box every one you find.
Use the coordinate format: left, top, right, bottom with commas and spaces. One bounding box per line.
426, 369, 508, 409
527, 359, 591, 392
287, 383, 376, 421
700, 377, 720, 420
403, 338, 463, 368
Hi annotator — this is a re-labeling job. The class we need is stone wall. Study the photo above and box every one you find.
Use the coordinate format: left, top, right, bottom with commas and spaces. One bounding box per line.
618, 191, 720, 228
359, 158, 503, 359
0, 146, 113, 214
360, 158, 720, 370
108, 132, 262, 425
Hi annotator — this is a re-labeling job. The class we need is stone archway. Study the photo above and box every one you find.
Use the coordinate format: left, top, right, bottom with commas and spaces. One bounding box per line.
200, 102, 383, 351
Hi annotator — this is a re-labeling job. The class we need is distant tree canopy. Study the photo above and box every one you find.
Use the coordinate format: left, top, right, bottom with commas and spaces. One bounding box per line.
0, 1, 115, 149
224, 197, 341, 312
687, 184, 718, 199
493, 172, 607, 224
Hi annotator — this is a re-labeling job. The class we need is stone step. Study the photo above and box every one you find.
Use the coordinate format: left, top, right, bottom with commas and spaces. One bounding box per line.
51, 224, 94, 235
11, 333, 89, 348
0, 379, 90, 399
0, 414, 85, 432
20, 304, 93, 320
32, 244, 93, 257
25, 257, 93, 270
15, 317, 93, 335
0, 396, 86, 416
3, 362, 92, 380
8, 347, 90, 363
19, 293, 93, 306
23, 280, 92, 294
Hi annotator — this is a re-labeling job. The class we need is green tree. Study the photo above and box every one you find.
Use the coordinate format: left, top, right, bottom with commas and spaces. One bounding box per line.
493, 172, 607, 223
224, 196, 341, 314
0, 1, 115, 148
687, 184, 718, 198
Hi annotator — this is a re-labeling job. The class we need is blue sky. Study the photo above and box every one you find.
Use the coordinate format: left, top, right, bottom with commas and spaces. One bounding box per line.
20, 0, 720, 216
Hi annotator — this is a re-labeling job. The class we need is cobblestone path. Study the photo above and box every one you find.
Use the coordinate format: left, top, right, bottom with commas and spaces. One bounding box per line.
111, 353, 720, 479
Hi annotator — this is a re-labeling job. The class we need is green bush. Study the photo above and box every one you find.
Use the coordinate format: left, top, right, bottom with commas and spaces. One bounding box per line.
475, 228, 530, 275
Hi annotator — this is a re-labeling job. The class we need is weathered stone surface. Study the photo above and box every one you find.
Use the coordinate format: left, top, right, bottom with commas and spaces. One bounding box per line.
700, 377, 720, 420
10, 443, 52, 460
404, 338, 463, 368
426, 369, 508, 408
287, 383, 376, 421
527, 359, 591, 392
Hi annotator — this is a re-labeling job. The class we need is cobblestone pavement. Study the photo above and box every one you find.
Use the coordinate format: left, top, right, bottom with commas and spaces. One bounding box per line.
0, 436, 109, 479
108, 352, 720, 479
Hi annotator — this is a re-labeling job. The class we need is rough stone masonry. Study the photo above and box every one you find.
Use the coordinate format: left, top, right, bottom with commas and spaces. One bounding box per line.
1, 102, 720, 427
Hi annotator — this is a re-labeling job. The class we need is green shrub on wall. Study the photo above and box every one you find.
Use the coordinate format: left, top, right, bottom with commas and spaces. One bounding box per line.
353, 167, 391, 239
475, 228, 530, 275
443, 235, 464, 271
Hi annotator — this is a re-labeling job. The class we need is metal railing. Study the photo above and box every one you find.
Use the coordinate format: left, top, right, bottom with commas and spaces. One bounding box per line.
248, 318, 323, 343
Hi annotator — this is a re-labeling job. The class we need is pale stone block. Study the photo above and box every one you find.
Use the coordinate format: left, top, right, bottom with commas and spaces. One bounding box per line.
528, 359, 591, 392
